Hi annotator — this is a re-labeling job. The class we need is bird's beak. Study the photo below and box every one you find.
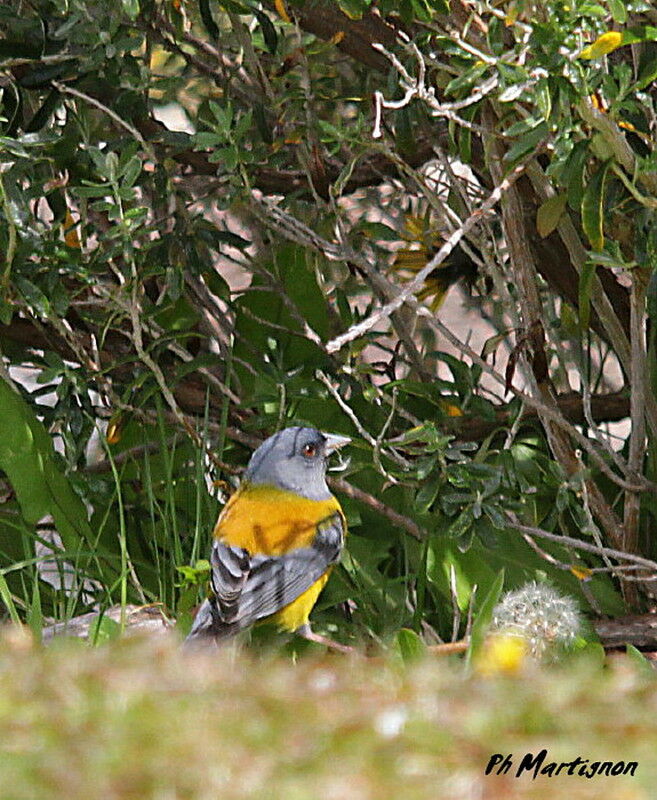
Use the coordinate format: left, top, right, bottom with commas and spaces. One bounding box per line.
322, 433, 351, 454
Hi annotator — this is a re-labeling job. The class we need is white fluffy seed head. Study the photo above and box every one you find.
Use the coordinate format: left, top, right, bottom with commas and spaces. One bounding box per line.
491, 581, 582, 658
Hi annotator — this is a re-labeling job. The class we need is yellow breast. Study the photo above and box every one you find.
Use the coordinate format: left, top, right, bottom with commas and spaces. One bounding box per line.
269, 571, 333, 631
216, 483, 344, 555
214, 483, 346, 632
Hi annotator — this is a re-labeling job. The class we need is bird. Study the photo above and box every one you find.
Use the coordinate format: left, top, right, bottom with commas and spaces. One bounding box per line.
391, 213, 481, 312
186, 426, 351, 650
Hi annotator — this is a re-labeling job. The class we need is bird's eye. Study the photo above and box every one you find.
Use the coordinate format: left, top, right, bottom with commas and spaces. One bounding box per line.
302, 442, 317, 458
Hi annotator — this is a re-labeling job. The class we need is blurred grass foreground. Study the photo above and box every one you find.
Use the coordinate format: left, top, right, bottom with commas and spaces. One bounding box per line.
0, 629, 656, 800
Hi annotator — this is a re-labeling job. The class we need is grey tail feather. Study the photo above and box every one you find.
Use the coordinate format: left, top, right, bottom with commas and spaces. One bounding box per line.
183, 599, 245, 647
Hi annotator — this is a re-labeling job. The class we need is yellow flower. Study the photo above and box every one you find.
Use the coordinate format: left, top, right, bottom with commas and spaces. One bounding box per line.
475, 632, 528, 676
580, 31, 623, 60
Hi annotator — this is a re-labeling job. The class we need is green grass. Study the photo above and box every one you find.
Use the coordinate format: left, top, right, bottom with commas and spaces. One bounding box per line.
0, 629, 655, 800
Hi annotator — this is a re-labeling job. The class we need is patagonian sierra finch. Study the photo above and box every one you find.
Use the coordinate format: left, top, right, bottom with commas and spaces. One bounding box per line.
186, 426, 351, 650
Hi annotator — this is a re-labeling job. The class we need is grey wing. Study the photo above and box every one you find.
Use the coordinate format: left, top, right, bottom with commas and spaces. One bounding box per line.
185, 542, 250, 642
212, 512, 344, 630
210, 541, 250, 622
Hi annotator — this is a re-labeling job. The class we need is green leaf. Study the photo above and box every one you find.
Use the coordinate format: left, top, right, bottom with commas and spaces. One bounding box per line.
197, 225, 251, 252
446, 509, 473, 540
481, 331, 509, 359
252, 8, 278, 55
625, 644, 654, 675
427, 0, 449, 12
203, 269, 231, 300
154, 295, 200, 332
14, 276, 51, 316
504, 118, 540, 137
89, 614, 122, 645
465, 568, 505, 668
194, 131, 224, 149
121, 0, 140, 19
175, 560, 211, 588
607, 0, 627, 23
455, 528, 475, 553
394, 628, 427, 662
622, 26, 657, 45
357, 221, 400, 241
646, 268, 657, 323
336, 0, 369, 18
25, 88, 62, 133
121, 155, 142, 188
27, 578, 43, 640
199, 0, 220, 39
504, 121, 548, 163
0, 570, 21, 625
560, 140, 590, 211
210, 101, 233, 133
498, 83, 526, 103
637, 53, 657, 90
574, 640, 607, 663
0, 136, 28, 158
581, 160, 611, 252
0, 378, 94, 555
445, 62, 488, 95
0, 295, 13, 325
536, 193, 567, 238
208, 146, 238, 168
414, 475, 441, 514
233, 244, 330, 393
17, 62, 69, 88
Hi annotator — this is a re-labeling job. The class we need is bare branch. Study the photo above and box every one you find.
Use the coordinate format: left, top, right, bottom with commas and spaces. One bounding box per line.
506, 515, 657, 574
326, 154, 536, 354
329, 477, 427, 542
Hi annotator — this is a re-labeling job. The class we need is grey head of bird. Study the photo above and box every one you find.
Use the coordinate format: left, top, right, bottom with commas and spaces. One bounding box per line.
244, 426, 351, 501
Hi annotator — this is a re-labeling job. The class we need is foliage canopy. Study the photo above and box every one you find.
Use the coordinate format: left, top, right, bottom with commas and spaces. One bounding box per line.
2, 0, 657, 645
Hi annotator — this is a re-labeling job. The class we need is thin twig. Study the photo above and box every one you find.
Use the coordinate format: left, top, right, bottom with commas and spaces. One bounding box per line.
507, 515, 657, 573
329, 477, 427, 541
248, 164, 655, 508
422, 303, 654, 494
316, 370, 410, 481
427, 640, 469, 655
624, 274, 648, 555
52, 81, 152, 156
325, 154, 536, 355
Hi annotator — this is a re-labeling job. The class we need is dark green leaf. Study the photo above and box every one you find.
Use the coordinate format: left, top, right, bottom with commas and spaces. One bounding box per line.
504, 121, 548, 163
446, 509, 473, 539
536, 193, 567, 238
414, 475, 441, 514
18, 63, 69, 88
445, 62, 488, 95
199, 0, 220, 39
581, 160, 611, 251
0, 378, 94, 555
252, 8, 278, 55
